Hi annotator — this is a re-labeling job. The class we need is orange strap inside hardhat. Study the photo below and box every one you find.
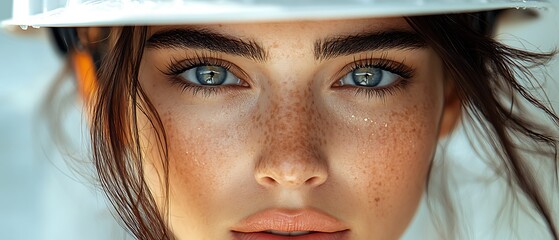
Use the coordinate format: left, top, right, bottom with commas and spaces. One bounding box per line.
71, 50, 97, 101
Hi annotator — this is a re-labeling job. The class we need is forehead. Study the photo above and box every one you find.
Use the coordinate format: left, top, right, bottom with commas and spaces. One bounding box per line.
148, 17, 412, 40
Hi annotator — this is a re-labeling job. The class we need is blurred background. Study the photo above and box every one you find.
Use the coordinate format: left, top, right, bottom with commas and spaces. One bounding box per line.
0, 1, 130, 239
0, 1, 558, 240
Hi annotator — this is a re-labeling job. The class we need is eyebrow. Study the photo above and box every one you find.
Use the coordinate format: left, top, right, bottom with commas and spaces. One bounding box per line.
147, 28, 426, 63
314, 31, 426, 61
147, 28, 268, 62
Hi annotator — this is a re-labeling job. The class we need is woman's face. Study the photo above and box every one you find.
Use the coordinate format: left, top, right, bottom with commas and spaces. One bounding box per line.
138, 17, 456, 240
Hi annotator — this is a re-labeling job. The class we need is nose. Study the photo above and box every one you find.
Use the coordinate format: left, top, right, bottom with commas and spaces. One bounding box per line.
254, 87, 328, 190
255, 153, 328, 189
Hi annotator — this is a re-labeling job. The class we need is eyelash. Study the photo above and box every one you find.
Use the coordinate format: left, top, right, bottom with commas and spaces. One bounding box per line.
163, 54, 415, 99
162, 53, 247, 96
335, 55, 415, 100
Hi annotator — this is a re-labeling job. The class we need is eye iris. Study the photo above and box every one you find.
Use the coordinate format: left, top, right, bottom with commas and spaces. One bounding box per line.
196, 65, 227, 85
352, 67, 382, 87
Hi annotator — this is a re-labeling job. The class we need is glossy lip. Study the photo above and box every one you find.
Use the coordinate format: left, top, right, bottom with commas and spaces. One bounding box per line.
231, 208, 349, 239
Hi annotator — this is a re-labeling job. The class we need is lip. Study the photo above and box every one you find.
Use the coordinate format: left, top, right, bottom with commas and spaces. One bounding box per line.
232, 231, 349, 240
231, 208, 349, 240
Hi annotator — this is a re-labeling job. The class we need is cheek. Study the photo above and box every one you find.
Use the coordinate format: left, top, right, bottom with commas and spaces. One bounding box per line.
341, 55, 444, 235
138, 58, 261, 237
325, 99, 441, 236
161, 109, 242, 216
359, 105, 434, 212
152, 99, 261, 237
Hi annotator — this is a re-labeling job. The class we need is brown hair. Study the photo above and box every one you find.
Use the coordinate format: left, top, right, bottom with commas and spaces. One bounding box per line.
72, 12, 558, 240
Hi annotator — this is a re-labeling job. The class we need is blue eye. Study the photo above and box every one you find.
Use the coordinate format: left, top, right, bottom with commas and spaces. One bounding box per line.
180, 65, 241, 86
338, 66, 400, 88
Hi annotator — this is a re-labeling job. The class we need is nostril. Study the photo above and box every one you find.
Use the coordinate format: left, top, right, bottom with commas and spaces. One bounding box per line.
254, 158, 329, 189
305, 176, 324, 186
256, 174, 326, 188
258, 176, 278, 187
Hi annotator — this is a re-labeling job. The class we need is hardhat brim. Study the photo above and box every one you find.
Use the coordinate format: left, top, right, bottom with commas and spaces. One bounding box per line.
3, 0, 552, 28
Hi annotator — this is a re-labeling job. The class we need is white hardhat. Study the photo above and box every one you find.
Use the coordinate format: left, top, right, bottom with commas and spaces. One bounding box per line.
2, 0, 553, 28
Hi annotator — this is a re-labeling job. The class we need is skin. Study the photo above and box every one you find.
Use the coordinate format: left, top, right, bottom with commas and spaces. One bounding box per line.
131, 17, 460, 239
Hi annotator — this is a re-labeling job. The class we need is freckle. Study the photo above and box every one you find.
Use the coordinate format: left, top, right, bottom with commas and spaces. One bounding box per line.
375, 197, 380, 202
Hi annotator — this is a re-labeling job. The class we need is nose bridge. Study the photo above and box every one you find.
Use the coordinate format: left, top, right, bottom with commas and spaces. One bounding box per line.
270, 86, 314, 152
255, 84, 328, 188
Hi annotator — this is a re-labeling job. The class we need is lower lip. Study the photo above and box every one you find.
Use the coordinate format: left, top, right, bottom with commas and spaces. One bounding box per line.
232, 230, 349, 240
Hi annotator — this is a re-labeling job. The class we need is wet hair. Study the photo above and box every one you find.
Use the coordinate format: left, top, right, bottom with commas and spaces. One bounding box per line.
63, 12, 558, 240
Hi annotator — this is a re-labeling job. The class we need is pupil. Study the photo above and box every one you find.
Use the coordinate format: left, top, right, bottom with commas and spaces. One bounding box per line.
196, 66, 227, 85
353, 67, 381, 87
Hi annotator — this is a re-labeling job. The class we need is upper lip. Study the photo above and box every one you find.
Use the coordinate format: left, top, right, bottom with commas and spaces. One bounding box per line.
231, 208, 349, 233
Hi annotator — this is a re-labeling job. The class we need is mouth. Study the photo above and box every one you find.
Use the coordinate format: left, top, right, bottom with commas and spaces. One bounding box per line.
231, 208, 350, 240
232, 230, 349, 240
